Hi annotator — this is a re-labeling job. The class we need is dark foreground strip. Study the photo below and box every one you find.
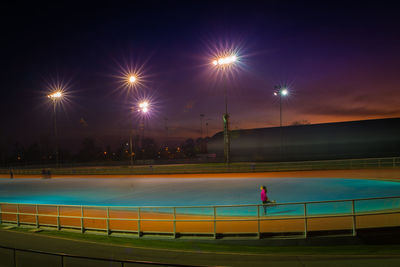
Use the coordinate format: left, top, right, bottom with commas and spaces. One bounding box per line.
0, 244, 221, 267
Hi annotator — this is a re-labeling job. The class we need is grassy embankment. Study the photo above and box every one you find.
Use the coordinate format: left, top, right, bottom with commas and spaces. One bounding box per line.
1, 225, 400, 256
0, 157, 398, 176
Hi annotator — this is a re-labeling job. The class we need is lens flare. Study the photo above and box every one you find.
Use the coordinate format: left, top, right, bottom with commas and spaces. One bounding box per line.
112, 56, 150, 95
48, 91, 62, 99
138, 101, 149, 113
129, 75, 137, 83
213, 55, 237, 66
45, 79, 70, 105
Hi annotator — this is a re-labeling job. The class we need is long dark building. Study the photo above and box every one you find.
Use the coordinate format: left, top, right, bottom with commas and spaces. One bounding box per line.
207, 118, 400, 162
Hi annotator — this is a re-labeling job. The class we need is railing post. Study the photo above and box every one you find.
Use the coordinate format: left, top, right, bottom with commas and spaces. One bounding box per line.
213, 206, 217, 239
137, 208, 141, 238
257, 205, 260, 239
57, 205, 60, 230
80, 205, 84, 233
303, 203, 307, 238
352, 200, 357, 236
106, 207, 110, 236
35, 204, 39, 228
16, 204, 20, 227
173, 207, 176, 239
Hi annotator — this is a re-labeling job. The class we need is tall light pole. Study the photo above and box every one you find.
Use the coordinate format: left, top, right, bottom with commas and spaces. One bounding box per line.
200, 114, 204, 138
273, 86, 288, 127
212, 54, 237, 164
128, 75, 137, 166
205, 118, 210, 137
138, 100, 150, 159
274, 86, 289, 160
47, 91, 63, 167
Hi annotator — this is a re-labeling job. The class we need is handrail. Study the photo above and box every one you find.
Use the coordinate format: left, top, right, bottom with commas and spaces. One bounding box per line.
0, 244, 214, 267
1, 195, 399, 240
0, 195, 399, 209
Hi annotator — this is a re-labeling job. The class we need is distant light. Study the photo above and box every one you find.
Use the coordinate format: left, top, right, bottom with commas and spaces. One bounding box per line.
129, 75, 137, 83
48, 91, 62, 99
139, 101, 148, 108
213, 55, 237, 66
281, 89, 288, 96
138, 101, 150, 113
274, 92, 278, 96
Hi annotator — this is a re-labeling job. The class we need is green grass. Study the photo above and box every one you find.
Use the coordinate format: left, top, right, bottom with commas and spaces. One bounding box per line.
2, 225, 400, 255
1, 158, 399, 176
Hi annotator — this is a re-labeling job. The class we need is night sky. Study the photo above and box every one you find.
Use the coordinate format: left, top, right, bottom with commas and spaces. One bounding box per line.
1, 1, 400, 150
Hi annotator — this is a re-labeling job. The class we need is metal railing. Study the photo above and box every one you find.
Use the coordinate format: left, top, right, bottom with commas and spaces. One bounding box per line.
1, 196, 400, 239
0, 244, 213, 267
1, 156, 399, 176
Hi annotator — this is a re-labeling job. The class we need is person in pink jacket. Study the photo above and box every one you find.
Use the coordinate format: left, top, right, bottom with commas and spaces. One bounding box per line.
260, 185, 269, 214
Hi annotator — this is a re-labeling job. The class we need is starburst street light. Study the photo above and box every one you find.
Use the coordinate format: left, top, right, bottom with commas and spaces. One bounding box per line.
138, 101, 149, 113
211, 53, 238, 164
114, 64, 144, 92
212, 55, 237, 66
48, 91, 63, 99
128, 75, 137, 84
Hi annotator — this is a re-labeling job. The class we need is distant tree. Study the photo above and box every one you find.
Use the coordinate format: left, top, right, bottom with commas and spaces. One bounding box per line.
182, 138, 196, 158
115, 141, 129, 161
78, 137, 102, 162
25, 143, 41, 164
158, 144, 170, 160
195, 137, 208, 154
291, 120, 311, 126
13, 142, 25, 164
141, 137, 157, 159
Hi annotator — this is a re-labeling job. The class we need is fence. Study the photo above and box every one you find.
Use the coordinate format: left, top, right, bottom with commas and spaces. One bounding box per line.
1, 156, 399, 176
0, 245, 210, 267
1, 196, 400, 239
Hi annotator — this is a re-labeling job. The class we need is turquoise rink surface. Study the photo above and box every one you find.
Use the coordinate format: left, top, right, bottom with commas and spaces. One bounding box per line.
1, 177, 400, 216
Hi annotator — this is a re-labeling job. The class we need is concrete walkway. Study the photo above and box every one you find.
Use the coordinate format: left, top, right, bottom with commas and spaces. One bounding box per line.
1, 229, 400, 267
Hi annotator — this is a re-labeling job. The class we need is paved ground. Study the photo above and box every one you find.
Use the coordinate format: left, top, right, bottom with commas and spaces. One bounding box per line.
1, 229, 400, 267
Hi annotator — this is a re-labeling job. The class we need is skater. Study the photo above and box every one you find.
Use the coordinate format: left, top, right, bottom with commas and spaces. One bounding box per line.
260, 185, 270, 215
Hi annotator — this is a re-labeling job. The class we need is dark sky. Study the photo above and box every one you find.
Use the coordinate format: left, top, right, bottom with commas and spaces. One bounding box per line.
1, 1, 400, 149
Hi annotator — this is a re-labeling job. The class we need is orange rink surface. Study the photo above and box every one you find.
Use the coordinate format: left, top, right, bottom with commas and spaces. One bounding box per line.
1, 169, 400, 235
1, 203, 400, 235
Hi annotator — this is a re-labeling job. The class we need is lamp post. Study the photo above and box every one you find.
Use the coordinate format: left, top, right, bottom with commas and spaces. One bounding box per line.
273, 86, 288, 127
212, 55, 237, 164
127, 75, 137, 166
200, 114, 204, 138
138, 100, 150, 159
47, 91, 63, 167
274, 86, 289, 160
